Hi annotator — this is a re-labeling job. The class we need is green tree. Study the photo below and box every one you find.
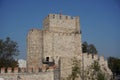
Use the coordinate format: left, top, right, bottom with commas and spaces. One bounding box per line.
0, 37, 19, 68
88, 44, 97, 54
108, 57, 120, 76
82, 42, 88, 53
82, 41, 98, 54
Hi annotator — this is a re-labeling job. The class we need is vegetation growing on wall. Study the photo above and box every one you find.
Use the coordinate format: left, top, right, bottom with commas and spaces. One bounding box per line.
67, 57, 81, 80
67, 57, 109, 80
84, 60, 107, 80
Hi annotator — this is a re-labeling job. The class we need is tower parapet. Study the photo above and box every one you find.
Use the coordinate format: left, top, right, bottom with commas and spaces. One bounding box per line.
43, 14, 80, 33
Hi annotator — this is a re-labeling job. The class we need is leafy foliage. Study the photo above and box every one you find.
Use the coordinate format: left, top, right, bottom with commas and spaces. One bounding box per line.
97, 72, 106, 80
82, 41, 97, 54
82, 42, 88, 53
88, 44, 97, 54
108, 57, 120, 75
0, 37, 19, 68
91, 60, 100, 72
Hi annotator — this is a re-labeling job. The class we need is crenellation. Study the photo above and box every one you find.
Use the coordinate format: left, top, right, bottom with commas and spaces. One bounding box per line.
1, 67, 5, 73
99, 56, 105, 61
14, 67, 18, 73
0, 66, 57, 74
47, 14, 76, 20
83, 53, 102, 61
43, 14, 80, 33
7, 67, 12, 73
94, 54, 98, 60
0, 67, 59, 80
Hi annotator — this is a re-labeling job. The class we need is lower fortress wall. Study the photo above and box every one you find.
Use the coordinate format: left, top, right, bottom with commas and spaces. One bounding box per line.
0, 68, 60, 80
0, 54, 112, 80
0, 72, 53, 80
83, 53, 113, 80
60, 54, 112, 80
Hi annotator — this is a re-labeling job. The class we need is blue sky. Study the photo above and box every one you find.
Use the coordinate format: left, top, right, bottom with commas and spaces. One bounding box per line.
0, 0, 120, 59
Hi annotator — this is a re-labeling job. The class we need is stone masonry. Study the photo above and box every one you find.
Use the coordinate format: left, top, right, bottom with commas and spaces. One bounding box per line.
26, 14, 82, 79
26, 14, 112, 80
0, 14, 112, 80
27, 14, 82, 71
0, 67, 59, 80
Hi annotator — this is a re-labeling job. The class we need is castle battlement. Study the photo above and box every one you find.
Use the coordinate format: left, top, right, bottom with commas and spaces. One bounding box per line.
43, 14, 80, 33
0, 65, 56, 74
0, 66, 59, 80
83, 53, 106, 61
45, 14, 78, 20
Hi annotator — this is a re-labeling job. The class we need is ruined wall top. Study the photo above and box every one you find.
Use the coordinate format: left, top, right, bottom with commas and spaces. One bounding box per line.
83, 53, 106, 61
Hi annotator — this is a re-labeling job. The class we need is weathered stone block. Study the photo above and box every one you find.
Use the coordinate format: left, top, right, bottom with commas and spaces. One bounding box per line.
7, 67, 12, 73
1, 67, 5, 73
14, 67, 18, 73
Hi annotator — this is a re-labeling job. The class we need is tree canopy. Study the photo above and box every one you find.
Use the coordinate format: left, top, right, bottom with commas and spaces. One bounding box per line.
82, 41, 97, 54
0, 37, 19, 68
108, 57, 120, 76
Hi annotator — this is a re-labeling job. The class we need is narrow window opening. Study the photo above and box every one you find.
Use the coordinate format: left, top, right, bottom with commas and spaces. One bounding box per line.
46, 57, 49, 62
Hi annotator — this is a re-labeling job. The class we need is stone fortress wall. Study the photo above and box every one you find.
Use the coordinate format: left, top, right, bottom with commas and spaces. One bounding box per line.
83, 53, 112, 80
0, 66, 59, 80
27, 14, 82, 71
0, 54, 112, 80
59, 53, 113, 80
0, 14, 112, 80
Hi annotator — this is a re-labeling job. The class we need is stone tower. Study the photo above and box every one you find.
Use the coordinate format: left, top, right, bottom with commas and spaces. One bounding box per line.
27, 14, 82, 71
27, 29, 43, 69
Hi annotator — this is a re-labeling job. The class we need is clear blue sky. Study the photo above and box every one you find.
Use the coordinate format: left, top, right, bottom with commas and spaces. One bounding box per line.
0, 0, 120, 59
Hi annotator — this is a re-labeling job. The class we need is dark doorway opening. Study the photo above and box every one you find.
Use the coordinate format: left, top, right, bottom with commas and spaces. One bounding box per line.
46, 57, 49, 62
